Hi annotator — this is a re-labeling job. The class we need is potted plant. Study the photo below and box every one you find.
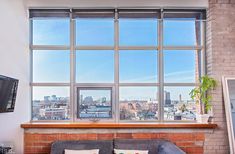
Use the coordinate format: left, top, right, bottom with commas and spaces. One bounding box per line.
189, 75, 217, 123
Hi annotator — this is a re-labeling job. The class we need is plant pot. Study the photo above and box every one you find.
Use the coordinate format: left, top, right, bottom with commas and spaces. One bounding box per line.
196, 114, 213, 123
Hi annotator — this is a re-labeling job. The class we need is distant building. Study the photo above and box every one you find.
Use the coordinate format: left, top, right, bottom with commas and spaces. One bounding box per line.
101, 97, 106, 103
79, 95, 83, 104
83, 96, 93, 104
51, 95, 57, 101
44, 96, 50, 102
39, 108, 67, 120
179, 94, 182, 103
174, 115, 182, 120
164, 91, 171, 105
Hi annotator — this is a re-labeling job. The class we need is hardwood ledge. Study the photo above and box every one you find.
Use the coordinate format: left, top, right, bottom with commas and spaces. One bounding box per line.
21, 123, 217, 129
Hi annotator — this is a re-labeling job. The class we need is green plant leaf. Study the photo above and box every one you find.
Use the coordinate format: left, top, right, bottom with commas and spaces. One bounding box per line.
189, 75, 217, 113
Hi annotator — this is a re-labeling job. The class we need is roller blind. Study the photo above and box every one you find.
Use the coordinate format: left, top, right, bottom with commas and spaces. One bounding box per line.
29, 9, 70, 18
29, 9, 206, 20
72, 9, 115, 18
163, 9, 206, 20
118, 9, 161, 19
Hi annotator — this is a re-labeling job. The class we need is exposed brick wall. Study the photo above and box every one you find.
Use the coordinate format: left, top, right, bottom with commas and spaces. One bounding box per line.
24, 132, 205, 154
205, 0, 235, 153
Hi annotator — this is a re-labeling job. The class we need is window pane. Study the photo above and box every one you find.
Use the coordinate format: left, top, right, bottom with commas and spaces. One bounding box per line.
76, 50, 114, 83
32, 87, 70, 120
77, 88, 112, 119
164, 86, 197, 121
164, 50, 198, 83
119, 87, 158, 121
119, 19, 157, 46
76, 19, 114, 46
119, 50, 157, 83
33, 50, 70, 83
33, 19, 69, 45
163, 20, 197, 46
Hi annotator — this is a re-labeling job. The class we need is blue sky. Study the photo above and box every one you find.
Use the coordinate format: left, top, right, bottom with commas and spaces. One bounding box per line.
32, 18, 197, 101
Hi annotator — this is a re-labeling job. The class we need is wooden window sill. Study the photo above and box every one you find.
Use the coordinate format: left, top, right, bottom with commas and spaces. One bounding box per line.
21, 123, 217, 129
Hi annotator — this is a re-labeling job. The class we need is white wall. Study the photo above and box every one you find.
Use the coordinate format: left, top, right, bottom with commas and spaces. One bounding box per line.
0, 0, 29, 153
26, 0, 208, 8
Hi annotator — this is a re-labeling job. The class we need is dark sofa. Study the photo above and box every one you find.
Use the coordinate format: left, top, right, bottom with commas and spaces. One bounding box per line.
51, 139, 185, 154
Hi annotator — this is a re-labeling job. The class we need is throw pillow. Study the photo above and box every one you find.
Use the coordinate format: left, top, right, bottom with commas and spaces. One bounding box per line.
114, 149, 148, 154
64, 149, 99, 154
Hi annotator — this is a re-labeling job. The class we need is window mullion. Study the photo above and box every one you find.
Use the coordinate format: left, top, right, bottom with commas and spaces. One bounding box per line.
163, 46, 203, 50
70, 11, 76, 122
30, 19, 33, 121
163, 83, 198, 86
31, 45, 70, 50
201, 21, 206, 77
119, 46, 158, 50
75, 46, 114, 50
114, 9, 119, 123
159, 10, 164, 123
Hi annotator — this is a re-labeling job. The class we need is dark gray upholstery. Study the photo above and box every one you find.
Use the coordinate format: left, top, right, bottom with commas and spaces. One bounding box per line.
114, 139, 161, 154
114, 139, 185, 154
50, 140, 113, 154
158, 141, 186, 154
51, 139, 185, 154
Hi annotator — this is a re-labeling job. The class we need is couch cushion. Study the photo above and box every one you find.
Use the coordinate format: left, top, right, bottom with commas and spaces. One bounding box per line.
114, 149, 148, 154
114, 139, 162, 154
50, 140, 113, 154
158, 141, 186, 154
64, 149, 99, 154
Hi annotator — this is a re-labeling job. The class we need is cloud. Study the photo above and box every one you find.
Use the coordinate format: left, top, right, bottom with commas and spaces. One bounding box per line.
121, 70, 195, 83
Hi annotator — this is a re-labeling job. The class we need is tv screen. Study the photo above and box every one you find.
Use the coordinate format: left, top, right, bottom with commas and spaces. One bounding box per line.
0, 75, 19, 113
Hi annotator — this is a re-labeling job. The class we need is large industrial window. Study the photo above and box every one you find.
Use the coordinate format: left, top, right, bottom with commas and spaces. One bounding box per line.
30, 9, 206, 122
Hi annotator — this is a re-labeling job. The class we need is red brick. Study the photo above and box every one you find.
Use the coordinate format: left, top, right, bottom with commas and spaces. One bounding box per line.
23, 132, 206, 153
132, 133, 152, 139
35, 134, 49, 141
97, 133, 114, 140
150, 133, 160, 139
176, 141, 195, 147
46, 134, 59, 141
116, 133, 132, 139
186, 147, 203, 154
25, 147, 35, 153
168, 133, 194, 141
158, 133, 169, 140
87, 133, 97, 140
180, 147, 187, 153
195, 133, 205, 141
33, 142, 51, 147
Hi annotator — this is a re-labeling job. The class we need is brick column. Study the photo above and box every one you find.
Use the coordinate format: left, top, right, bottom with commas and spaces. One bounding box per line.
205, 0, 235, 153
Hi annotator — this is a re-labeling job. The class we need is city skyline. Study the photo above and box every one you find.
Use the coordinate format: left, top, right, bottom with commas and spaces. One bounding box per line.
33, 89, 193, 102
33, 89, 196, 121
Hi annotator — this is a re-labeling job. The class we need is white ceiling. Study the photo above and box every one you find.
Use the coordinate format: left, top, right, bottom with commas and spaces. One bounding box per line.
25, 0, 208, 9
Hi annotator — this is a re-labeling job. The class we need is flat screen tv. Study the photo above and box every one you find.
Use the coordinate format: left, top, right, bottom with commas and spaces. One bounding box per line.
0, 75, 19, 113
